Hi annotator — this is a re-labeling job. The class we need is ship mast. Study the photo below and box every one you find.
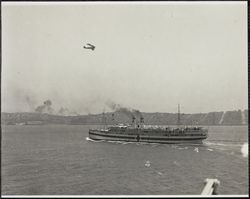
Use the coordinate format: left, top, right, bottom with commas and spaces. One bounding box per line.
102, 109, 107, 130
111, 113, 115, 125
177, 104, 181, 126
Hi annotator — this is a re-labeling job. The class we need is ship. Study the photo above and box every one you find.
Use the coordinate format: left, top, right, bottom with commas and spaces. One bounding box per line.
88, 105, 208, 144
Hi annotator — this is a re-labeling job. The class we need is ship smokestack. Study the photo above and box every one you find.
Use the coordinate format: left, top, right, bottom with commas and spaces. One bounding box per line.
140, 116, 144, 128
132, 115, 136, 128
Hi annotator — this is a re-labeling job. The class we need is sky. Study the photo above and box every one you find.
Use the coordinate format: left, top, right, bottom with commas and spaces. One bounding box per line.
1, 2, 248, 114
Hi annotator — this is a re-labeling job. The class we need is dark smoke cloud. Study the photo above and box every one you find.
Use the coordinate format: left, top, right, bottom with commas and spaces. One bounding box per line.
44, 100, 52, 106
105, 100, 142, 119
118, 107, 134, 118
34, 99, 79, 116
133, 110, 142, 118
35, 100, 54, 114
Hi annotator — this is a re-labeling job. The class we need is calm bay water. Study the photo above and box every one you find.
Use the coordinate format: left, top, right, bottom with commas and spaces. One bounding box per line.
1, 125, 248, 195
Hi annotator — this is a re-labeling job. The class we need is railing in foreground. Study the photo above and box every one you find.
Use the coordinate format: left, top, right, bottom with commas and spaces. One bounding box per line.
201, 178, 220, 195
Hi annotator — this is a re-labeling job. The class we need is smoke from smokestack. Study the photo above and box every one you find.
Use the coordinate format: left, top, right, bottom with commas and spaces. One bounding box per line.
105, 100, 142, 119
133, 110, 142, 118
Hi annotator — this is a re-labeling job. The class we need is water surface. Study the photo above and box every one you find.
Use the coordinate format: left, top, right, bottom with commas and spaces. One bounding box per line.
2, 125, 248, 195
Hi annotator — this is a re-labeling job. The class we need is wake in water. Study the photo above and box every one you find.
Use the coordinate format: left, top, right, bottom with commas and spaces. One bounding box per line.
207, 139, 245, 143
86, 137, 164, 147
107, 140, 125, 144
86, 137, 128, 144
203, 141, 249, 158
204, 141, 243, 147
85, 137, 105, 143
207, 148, 213, 151
144, 160, 166, 176
176, 146, 188, 150
241, 143, 248, 158
86, 137, 247, 159
145, 160, 151, 167
175, 143, 204, 147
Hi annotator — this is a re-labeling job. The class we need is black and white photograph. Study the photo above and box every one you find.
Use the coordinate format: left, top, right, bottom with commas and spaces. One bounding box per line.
1, 1, 248, 197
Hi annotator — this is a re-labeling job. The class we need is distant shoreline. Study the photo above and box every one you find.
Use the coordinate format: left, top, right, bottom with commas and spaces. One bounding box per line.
2, 124, 248, 127
1, 110, 248, 126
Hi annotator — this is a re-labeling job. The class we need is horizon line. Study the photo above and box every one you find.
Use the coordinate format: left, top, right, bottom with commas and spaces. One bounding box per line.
1, 108, 248, 116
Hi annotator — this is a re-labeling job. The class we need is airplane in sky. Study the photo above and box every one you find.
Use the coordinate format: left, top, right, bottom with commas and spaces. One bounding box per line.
83, 43, 95, 50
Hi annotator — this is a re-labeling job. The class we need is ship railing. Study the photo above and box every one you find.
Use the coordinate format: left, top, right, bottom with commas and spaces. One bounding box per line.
201, 178, 220, 195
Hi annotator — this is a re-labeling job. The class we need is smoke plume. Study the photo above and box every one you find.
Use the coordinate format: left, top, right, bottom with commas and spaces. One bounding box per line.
34, 99, 79, 116
58, 107, 70, 115
35, 100, 54, 114
105, 100, 142, 119
58, 107, 79, 116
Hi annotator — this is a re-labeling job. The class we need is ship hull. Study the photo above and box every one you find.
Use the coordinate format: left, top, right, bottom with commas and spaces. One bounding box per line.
89, 129, 206, 144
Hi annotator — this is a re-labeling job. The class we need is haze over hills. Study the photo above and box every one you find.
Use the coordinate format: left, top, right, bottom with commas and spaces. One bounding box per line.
1, 109, 248, 126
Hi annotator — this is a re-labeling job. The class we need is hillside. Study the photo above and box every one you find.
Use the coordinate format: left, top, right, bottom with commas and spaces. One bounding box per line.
1, 109, 248, 126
